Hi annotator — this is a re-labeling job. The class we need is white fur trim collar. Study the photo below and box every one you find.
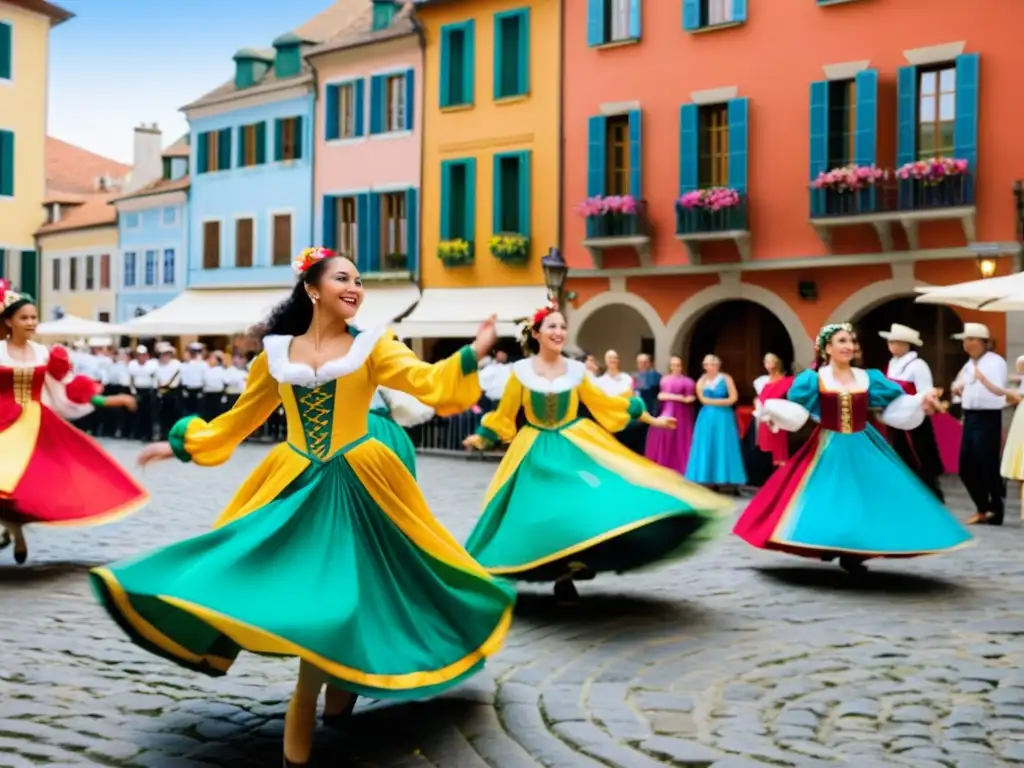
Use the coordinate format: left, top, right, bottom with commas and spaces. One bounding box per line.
818, 364, 868, 392
512, 357, 586, 394
263, 325, 388, 387
0, 340, 48, 366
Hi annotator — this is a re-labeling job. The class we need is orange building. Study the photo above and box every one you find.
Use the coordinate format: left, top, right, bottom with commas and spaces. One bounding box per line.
562, 1, 1022, 396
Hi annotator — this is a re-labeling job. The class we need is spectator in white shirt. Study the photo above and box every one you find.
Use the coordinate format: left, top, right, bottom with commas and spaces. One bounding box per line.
950, 323, 1007, 525
128, 345, 158, 441
202, 351, 228, 421
105, 348, 132, 438
179, 342, 208, 419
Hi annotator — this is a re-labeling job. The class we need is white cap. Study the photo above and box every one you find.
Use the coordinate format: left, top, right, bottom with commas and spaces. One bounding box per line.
952, 323, 991, 340
135, 344, 148, 355
87, 336, 113, 348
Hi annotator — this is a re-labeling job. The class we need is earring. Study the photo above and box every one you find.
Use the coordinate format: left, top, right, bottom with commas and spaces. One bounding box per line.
309, 294, 318, 304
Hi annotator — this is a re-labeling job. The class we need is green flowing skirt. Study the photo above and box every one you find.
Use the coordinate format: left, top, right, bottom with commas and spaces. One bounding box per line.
368, 408, 417, 477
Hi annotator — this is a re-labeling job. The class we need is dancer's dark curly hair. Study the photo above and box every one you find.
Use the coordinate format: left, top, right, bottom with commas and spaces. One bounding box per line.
255, 256, 340, 339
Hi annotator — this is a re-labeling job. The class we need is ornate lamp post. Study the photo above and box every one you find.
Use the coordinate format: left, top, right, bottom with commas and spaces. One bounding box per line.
540, 247, 568, 307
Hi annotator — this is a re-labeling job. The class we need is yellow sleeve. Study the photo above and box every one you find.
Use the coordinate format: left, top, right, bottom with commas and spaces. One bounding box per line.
477, 373, 523, 445
168, 352, 281, 467
370, 333, 480, 417
577, 375, 646, 434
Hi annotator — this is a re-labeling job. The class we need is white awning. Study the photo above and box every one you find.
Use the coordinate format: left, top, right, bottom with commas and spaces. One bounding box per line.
119, 288, 291, 336
395, 285, 549, 338
35, 315, 124, 339
353, 282, 421, 328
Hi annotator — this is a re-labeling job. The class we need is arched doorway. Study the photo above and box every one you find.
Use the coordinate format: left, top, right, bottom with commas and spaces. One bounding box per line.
854, 297, 963, 390
684, 300, 795, 401
575, 304, 657, 363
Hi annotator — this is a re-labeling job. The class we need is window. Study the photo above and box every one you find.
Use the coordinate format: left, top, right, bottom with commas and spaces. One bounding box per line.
239, 122, 266, 167
587, 0, 639, 46
0, 21, 11, 81
371, 71, 412, 134
235, 218, 254, 267
917, 65, 955, 159
440, 21, 475, 108
385, 74, 406, 131
69, 257, 78, 291
698, 104, 729, 188
98, 312, 110, 323
52, 258, 61, 291
326, 81, 361, 140
827, 79, 856, 169
700, 0, 733, 26
607, 0, 630, 41
124, 252, 136, 286
605, 115, 631, 195
381, 192, 407, 260
336, 197, 358, 257
123, 212, 140, 229
440, 158, 476, 242
0, 130, 12, 196
493, 152, 531, 236
85, 255, 95, 290
272, 214, 292, 265
203, 221, 221, 269
162, 249, 175, 284
162, 207, 177, 226
275, 117, 302, 161
197, 129, 231, 173
683, 0, 746, 32
100, 253, 111, 289
144, 250, 157, 286
494, 9, 529, 99
372, 2, 396, 30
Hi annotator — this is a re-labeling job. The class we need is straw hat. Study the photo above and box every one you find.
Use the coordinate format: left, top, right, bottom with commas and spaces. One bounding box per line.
878, 323, 923, 346
952, 323, 990, 340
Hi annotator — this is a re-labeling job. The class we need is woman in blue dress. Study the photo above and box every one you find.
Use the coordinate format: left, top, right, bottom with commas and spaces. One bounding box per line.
686, 354, 747, 490
734, 323, 972, 574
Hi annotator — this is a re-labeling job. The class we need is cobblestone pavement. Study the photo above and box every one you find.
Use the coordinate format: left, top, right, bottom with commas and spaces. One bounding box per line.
2, 442, 1024, 767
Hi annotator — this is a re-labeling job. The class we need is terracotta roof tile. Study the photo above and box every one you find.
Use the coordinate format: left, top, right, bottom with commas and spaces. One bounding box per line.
42, 191, 87, 205
4, 0, 73, 24
46, 137, 132, 196
162, 134, 190, 158
109, 175, 190, 204
35, 194, 117, 235
307, 2, 418, 57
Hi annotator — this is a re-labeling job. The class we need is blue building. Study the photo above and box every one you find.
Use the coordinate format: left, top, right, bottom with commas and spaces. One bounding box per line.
111, 136, 190, 323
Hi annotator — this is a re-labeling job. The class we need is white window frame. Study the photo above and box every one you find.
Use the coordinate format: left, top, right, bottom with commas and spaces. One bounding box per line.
161, 247, 176, 285
123, 250, 138, 287
160, 206, 179, 228
123, 211, 142, 231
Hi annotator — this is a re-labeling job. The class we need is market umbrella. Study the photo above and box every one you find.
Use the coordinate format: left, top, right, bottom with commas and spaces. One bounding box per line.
915, 272, 1024, 312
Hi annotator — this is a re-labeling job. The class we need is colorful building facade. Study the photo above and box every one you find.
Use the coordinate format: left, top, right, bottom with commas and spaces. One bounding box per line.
306, 0, 422, 328
0, 0, 71, 297
563, 1, 1022, 395
399, 0, 555, 344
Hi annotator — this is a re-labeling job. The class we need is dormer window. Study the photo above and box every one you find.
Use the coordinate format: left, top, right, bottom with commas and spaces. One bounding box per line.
162, 157, 172, 180
234, 48, 274, 89
372, 0, 397, 30
272, 32, 311, 79
46, 203, 61, 224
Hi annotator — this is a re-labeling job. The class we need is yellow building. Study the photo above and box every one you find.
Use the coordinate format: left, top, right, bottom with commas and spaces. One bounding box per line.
0, 0, 72, 297
397, 0, 557, 348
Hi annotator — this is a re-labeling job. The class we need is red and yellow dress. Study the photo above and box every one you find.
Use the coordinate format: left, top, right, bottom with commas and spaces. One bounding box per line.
0, 340, 148, 525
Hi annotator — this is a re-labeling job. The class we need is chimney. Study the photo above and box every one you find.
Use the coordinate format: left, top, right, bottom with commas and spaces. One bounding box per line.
126, 122, 163, 192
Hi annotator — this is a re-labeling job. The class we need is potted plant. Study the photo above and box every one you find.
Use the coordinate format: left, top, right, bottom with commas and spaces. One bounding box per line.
489, 234, 529, 263
576, 194, 638, 238
676, 186, 744, 233
896, 157, 968, 185
811, 164, 885, 215
437, 238, 473, 266
677, 186, 742, 211
896, 157, 970, 208
384, 252, 408, 270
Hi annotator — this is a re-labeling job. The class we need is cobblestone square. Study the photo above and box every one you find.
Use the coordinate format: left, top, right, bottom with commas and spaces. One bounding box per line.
2, 441, 1024, 767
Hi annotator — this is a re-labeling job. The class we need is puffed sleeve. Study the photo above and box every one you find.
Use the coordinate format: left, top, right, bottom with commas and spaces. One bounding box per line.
369, 332, 480, 416
867, 369, 926, 430
755, 369, 817, 433
476, 372, 524, 446
168, 352, 281, 466
41, 345, 104, 421
577, 374, 646, 434
379, 386, 435, 427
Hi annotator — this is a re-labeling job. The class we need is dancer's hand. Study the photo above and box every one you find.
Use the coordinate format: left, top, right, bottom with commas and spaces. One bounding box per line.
922, 388, 942, 413
657, 392, 672, 401
651, 416, 677, 430
471, 315, 498, 362
463, 434, 487, 451
138, 442, 174, 467
105, 394, 137, 411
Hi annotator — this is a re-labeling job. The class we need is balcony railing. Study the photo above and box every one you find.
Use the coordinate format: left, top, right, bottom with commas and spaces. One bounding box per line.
898, 173, 974, 211
810, 173, 975, 218
675, 195, 749, 235
584, 200, 650, 240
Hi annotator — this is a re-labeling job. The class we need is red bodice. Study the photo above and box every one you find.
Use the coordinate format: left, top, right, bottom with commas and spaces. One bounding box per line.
0, 364, 46, 406
817, 389, 869, 433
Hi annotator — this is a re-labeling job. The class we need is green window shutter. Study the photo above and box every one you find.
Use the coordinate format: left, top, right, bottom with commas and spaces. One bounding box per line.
0, 130, 13, 196
405, 188, 419, 276
440, 28, 452, 107
354, 79, 366, 137
326, 85, 340, 141
586, 115, 607, 196
727, 98, 749, 193
464, 158, 477, 244
683, 0, 700, 30
896, 66, 917, 166
237, 127, 246, 166
954, 53, 980, 178
218, 129, 231, 170
586, 0, 605, 46
0, 23, 11, 80
853, 69, 878, 167
404, 69, 415, 130
809, 81, 829, 216
519, 151, 532, 238
323, 196, 337, 250
355, 193, 369, 270
370, 75, 384, 134
628, 109, 642, 199
679, 104, 699, 194
628, 0, 641, 39
492, 154, 503, 234
517, 11, 530, 96
274, 119, 283, 161
255, 121, 266, 164
732, 0, 747, 23
196, 131, 208, 174
19, 251, 37, 298
367, 192, 382, 271
461, 22, 476, 106
293, 116, 304, 159
440, 161, 451, 239
493, 15, 505, 100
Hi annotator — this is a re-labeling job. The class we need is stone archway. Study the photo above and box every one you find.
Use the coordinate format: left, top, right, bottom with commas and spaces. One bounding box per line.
826, 274, 936, 326
568, 290, 668, 363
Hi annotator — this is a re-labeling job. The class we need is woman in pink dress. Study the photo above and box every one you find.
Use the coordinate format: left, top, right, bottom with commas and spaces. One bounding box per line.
645, 355, 696, 473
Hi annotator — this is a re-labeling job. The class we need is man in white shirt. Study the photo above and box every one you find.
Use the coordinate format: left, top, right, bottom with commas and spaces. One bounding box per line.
128, 345, 158, 440
179, 342, 207, 419
880, 324, 945, 501
951, 323, 1007, 525
105, 348, 133, 438
86, 337, 114, 437
154, 342, 182, 441
202, 350, 228, 421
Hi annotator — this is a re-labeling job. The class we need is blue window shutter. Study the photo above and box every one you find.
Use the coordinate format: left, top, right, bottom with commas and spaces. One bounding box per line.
492, 154, 503, 233
255, 121, 266, 164
197, 132, 208, 173
218, 129, 232, 170
586, 115, 607, 196
809, 81, 829, 178
683, 0, 700, 31
355, 193, 369, 270
326, 85, 340, 141
954, 53, 980, 175
464, 22, 476, 106
440, 29, 452, 107
465, 158, 477, 244
367, 192, 381, 271
628, 0, 641, 39
518, 10, 530, 95
440, 161, 452, 240
896, 66, 917, 167
519, 151, 532, 238
0, 23, 11, 80
732, 0, 747, 23
493, 15, 505, 100
853, 69, 878, 167
727, 98, 749, 193
586, 0, 605, 46
370, 75, 383, 134
406, 187, 419, 276
404, 68, 415, 130
678, 104, 699, 193
354, 79, 366, 137
293, 116, 304, 159
0, 130, 12, 196
322, 196, 337, 250
628, 110, 642, 199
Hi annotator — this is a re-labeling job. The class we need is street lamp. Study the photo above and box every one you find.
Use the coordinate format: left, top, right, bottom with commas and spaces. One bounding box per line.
970, 243, 1000, 279
541, 247, 568, 307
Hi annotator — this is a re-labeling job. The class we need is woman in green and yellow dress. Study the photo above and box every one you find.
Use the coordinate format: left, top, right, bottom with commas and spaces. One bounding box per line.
89, 249, 515, 767
463, 303, 732, 602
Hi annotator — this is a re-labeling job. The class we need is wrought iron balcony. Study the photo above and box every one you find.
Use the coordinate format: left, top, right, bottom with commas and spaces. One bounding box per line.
581, 199, 652, 268
674, 194, 751, 263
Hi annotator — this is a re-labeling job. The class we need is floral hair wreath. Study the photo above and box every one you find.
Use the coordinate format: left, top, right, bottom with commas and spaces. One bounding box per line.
517, 300, 560, 355
291, 247, 335, 277
0, 279, 32, 313
816, 322, 854, 358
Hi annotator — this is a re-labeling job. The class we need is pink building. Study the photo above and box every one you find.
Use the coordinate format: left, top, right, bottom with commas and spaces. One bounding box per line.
307, 1, 422, 326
